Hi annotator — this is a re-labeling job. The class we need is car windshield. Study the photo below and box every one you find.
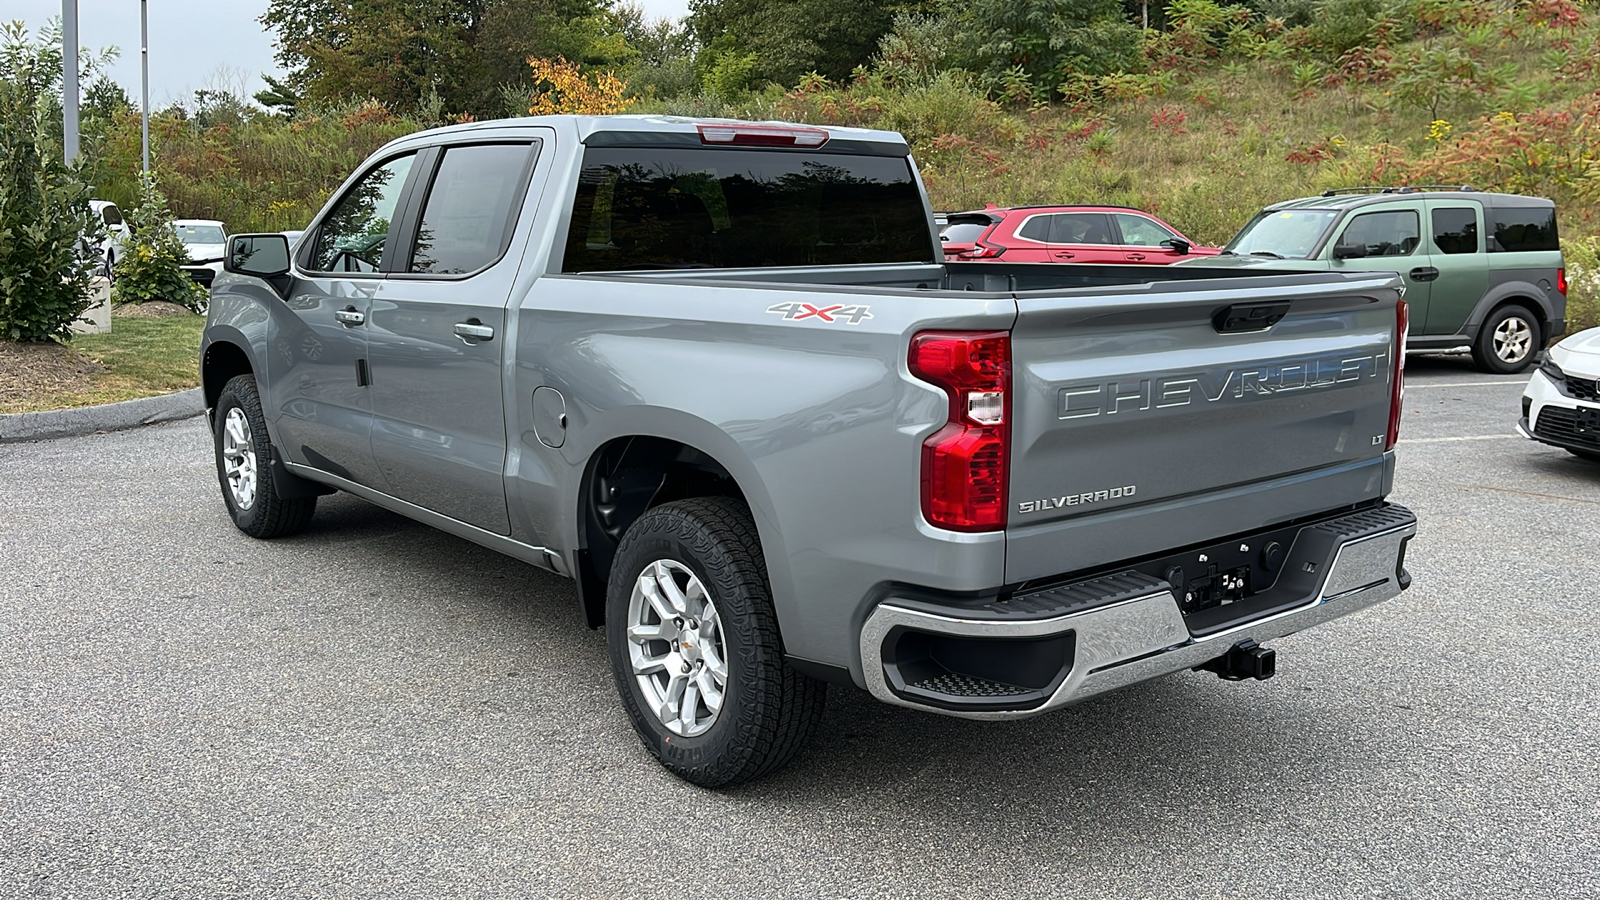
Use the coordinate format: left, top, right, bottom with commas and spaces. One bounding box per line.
175, 224, 225, 244
1225, 209, 1341, 259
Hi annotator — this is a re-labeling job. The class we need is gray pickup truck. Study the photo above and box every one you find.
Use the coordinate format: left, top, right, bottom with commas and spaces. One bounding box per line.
202, 115, 1416, 786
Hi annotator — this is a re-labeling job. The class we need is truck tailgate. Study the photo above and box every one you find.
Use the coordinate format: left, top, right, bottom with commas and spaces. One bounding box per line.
1006, 272, 1404, 583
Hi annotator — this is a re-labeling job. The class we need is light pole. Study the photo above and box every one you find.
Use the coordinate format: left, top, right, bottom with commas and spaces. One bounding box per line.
62, 0, 78, 164
141, 0, 150, 174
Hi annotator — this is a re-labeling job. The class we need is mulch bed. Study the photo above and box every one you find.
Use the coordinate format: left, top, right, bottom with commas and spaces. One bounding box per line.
0, 341, 106, 407
111, 301, 193, 318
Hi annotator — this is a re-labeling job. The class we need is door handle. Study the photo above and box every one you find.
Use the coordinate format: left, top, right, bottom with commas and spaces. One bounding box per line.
1125, 253, 1146, 261
454, 320, 495, 342
1409, 266, 1440, 282
1053, 251, 1075, 259
334, 307, 365, 326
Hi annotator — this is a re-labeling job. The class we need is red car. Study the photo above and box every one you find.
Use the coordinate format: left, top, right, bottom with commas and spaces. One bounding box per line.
939, 205, 1221, 264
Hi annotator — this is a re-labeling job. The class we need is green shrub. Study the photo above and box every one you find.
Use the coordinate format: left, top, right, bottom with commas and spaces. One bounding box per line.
1564, 235, 1600, 334
0, 22, 99, 343
111, 175, 207, 311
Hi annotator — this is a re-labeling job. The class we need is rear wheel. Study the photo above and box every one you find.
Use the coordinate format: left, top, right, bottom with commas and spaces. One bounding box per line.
213, 375, 316, 538
606, 497, 825, 787
1472, 304, 1541, 374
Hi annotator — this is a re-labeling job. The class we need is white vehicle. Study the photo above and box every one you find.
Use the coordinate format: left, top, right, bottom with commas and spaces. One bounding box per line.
173, 219, 229, 286
1520, 326, 1600, 461
88, 200, 129, 279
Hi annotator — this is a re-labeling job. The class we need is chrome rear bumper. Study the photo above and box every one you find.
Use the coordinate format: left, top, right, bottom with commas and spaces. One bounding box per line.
859, 504, 1417, 719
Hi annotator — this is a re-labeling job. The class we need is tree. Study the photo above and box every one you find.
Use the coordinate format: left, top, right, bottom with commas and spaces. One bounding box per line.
950, 0, 1141, 92
0, 22, 98, 342
260, 0, 619, 118
688, 0, 922, 87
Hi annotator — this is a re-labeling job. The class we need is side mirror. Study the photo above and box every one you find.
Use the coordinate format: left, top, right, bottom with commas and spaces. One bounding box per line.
225, 233, 291, 277
1332, 240, 1368, 260
1161, 238, 1191, 255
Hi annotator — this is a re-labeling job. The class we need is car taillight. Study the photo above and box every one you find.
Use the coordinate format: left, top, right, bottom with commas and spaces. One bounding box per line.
954, 242, 1005, 260
909, 331, 1010, 531
1558, 267, 1568, 296
1387, 299, 1408, 451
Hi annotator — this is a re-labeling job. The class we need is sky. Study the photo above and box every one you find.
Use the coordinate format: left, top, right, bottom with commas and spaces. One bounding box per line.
12, 0, 692, 108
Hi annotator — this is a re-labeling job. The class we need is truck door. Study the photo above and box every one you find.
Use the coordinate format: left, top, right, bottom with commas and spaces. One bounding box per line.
1326, 203, 1432, 324
271, 151, 420, 489
1421, 200, 1489, 336
366, 141, 540, 535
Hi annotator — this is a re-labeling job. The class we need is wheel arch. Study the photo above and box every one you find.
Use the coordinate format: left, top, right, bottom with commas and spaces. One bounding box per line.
201, 333, 256, 413
569, 422, 779, 630
1464, 281, 1557, 337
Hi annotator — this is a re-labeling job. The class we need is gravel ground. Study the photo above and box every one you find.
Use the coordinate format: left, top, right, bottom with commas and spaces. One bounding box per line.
0, 353, 1596, 898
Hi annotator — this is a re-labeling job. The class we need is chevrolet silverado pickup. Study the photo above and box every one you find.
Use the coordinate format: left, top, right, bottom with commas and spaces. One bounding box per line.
201, 115, 1416, 786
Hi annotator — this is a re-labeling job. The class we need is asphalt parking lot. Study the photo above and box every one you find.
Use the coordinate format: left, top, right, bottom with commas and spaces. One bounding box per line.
1, 353, 1596, 898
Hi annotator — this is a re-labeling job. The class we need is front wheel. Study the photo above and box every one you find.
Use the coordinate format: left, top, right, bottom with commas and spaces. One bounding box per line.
1568, 448, 1600, 463
1472, 304, 1541, 374
213, 375, 316, 538
606, 497, 825, 787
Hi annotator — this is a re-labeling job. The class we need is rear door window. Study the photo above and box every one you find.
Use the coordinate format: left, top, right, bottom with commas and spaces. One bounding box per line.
1430, 207, 1479, 254
310, 153, 417, 273
1050, 213, 1115, 245
1488, 206, 1558, 252
1015, 215, 1052, 243
562, 147, 934, 271
1337, 210, 1420, 257
1113, 213, 1178, 246
407, 143, 536, 275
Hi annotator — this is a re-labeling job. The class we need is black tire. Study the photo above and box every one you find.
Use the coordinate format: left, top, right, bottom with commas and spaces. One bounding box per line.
606, 497, 825, 787
1568, 448, 1600, 462
213, 374, 316, 538
1471, 304, 1542, 374
104, 251, 116, 284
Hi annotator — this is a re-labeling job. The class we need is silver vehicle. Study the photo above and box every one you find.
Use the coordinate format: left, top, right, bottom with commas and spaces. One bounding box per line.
202, 116, 1416, 786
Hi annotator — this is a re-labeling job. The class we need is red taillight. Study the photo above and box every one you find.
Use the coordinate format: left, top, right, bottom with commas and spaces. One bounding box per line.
1558, 267, 1568, 296
910, 331, 1011, 531
696, 123, 829, 148
1386, 298, 1408, 451
954, 242, 1005, 260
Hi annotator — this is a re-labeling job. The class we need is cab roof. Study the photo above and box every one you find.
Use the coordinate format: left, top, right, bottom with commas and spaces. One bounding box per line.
386, 114, 911, 157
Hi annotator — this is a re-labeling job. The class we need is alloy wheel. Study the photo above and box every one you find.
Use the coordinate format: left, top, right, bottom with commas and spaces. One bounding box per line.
221, 407, 258, 511
626, 559, 728, 737
1493, 315, 1533, 364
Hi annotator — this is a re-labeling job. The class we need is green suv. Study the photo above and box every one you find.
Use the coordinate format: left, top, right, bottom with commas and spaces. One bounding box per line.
1180, 187, 1567, 373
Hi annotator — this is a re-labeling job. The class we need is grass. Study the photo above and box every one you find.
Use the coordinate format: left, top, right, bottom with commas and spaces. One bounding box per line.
0, 314, 206, 415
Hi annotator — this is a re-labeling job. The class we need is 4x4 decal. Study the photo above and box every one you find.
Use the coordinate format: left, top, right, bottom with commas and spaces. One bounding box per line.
766, 301, 873, 325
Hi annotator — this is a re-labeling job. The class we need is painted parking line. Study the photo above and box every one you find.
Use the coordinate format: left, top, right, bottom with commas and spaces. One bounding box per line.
1407, 380, 1527, 388
1399, 434, 1522, 444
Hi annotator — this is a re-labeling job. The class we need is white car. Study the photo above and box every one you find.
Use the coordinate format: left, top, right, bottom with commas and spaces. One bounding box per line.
173, 219, 229, 286
88, 200, 129, 279
1520, 326, 1600, 462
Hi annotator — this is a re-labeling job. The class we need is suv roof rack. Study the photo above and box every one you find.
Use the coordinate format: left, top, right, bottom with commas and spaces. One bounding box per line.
1320, 185, 1476, 196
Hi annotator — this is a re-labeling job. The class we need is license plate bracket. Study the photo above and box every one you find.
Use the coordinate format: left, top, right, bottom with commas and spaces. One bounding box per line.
1577, 407, 1600, 434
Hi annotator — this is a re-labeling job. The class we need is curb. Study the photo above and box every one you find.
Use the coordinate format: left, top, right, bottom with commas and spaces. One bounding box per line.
0, 388, 205, 444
